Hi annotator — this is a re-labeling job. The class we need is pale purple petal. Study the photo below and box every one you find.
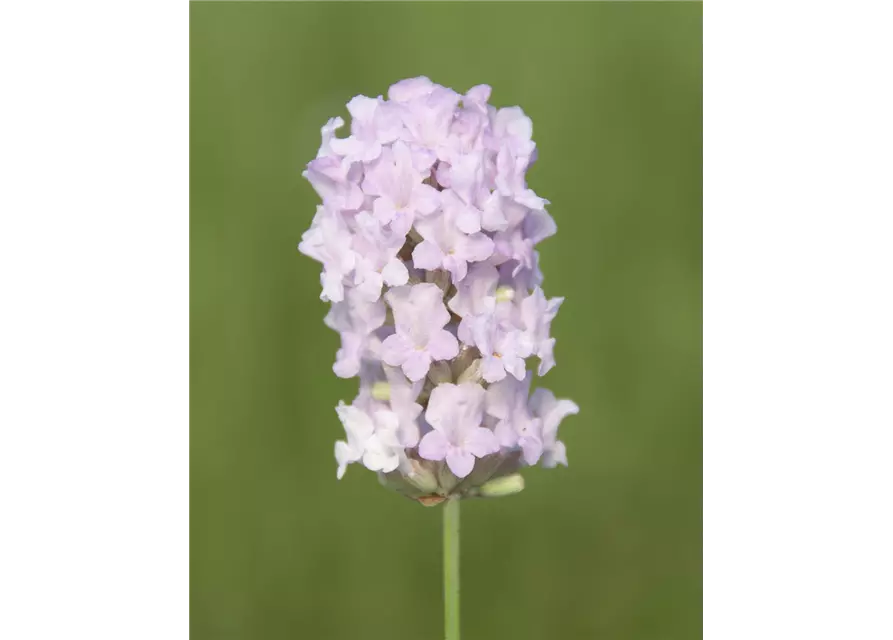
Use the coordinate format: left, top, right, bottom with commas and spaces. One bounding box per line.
418, 429, 449, 461
373, 197, 398, 225
428, 329, 459, 361
388, 76, 434, 102
412, 183, 441, 216
485, 378, 516, 420
520, 436, 544, 466
346, 94, 378, 124
355, 270, 383, 302
469, 315, 493, 354
401, 349, 432, 382
543, 440, 568, 468
409, 145, 437, 172
381, 333, 413, 367
333, 333, 364, 378
445, 449, 476, 478
362, 448, 400, 474
323, 134, 355, 158
464, 427, 500, 458
516, 189, 547, 211
457, 316, 475, 345
455, 206, 482, 234
321, 270, 345, 303
449, 155, 481, 204
425, 383, 460, 431
334, 441, 351, 479
480, 194, 509, 232
537, 337, 557, 375
504, 355, 527, 381
465, 84, 491, 109
458, 232, 495, 263
443, 254, 468, 283
540, 396, 580, 437
336, 403, 375, 441
481, 355, 506, 383
412, 240, 444, 271
435, 161, 452, 188
523, 207, 557, 243
448, 263, 498, 317
494, 420, 517, 448
382, 257, 409, 287
317, 116, 345, 157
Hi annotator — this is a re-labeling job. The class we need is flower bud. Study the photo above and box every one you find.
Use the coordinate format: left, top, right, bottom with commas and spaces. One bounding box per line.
478, 474, 525, 498
371, 381, 391, 402
495, 286, 515, 303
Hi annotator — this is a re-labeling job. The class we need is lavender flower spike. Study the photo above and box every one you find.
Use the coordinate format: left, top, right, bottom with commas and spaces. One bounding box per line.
299, 77, 578, 499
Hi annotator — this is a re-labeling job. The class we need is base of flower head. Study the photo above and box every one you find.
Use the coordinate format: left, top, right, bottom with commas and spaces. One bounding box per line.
377, 449, 527, 504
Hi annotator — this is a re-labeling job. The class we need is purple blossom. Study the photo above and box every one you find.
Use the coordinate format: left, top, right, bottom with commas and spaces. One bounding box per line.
351, 212, 410, 301
334, 401, 405, 478
304, 155, 365, 213
447, 262, 498, 319
519, 287, 564, 375
412, 199, 495, 282
460, 312, 532, 383
298, 206, 356, 302
324, 288, 387, 378
328, 95, 403, 164
383, 366, 425, 448
528, 388, 579, 467
389, 78, 461, 153
362, 141, 439, 236
418, 383, 500, 478
380, 284, 459, 382
334, 401, 374, 479
486, 374, 544, 466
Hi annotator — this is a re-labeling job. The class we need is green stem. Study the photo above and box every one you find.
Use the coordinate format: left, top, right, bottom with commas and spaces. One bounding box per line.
443, 497, 460, 640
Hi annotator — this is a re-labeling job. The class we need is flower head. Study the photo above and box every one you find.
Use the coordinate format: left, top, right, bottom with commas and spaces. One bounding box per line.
300, 77, 578, 500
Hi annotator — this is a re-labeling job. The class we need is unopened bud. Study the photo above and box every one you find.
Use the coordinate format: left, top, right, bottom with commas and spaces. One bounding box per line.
479, 474, 525, 498
371, 381, 391, 401
495, 286, 515, 303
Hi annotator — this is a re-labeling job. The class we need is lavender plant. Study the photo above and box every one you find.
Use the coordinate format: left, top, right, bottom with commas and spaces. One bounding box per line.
299, 77, 578, 639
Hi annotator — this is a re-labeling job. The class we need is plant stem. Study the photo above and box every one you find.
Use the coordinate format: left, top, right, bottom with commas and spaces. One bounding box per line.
443, 497, 460, 640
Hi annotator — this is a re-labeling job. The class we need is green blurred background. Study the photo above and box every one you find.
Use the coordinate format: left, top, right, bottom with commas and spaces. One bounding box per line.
191, 2, 701, 639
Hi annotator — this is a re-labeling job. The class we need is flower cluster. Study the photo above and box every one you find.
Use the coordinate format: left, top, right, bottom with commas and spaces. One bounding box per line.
299, 77, 578, 501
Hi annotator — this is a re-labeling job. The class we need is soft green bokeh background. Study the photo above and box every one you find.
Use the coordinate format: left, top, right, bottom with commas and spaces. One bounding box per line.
191, 2, 702, 639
